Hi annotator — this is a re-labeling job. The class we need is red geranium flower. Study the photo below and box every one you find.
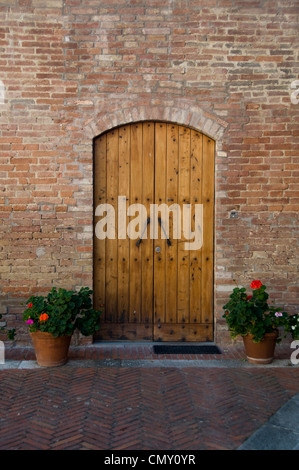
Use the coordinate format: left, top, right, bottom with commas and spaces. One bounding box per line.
27, 303, 33, 308
250, 280, 262, 289
39, 313, 49, 322
247, 295, 253, 300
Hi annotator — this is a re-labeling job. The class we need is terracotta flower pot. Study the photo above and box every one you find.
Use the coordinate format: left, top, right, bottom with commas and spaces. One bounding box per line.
242, 330, 278, 365
30, 331, 72, 367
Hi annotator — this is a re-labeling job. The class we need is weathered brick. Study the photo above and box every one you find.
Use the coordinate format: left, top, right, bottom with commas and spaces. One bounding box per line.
0, 0, 298, 346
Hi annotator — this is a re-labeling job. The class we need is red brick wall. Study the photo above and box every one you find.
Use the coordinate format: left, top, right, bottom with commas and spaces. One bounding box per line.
0, 0, 298, 345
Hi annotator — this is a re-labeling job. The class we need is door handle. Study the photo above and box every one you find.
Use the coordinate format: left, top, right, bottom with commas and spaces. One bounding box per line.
158, 217, 171, 246
136, 217, 151, 247
136, 216, 172, 247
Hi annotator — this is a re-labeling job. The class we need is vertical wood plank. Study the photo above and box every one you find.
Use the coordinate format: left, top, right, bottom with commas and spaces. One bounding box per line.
118, 125, 130, 323
94, 134, 107, 314
202, 135, 215, 325
165, 123, 179, 324
177, 126, 191, 325
129, 123, 143, 324
190, 130, 203, 324
106, 128, 119, 322
154, 122, 167, 325
141, 122, 154, 326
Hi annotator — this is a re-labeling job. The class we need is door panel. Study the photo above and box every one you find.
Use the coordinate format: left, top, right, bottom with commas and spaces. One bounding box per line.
141, 123, 155, 326
93, 133, 106, 318
93, 122, 214, 342
106, 129, 118, 322
177, 125, 190, 326
165, 123, 179, 326
153, 123, 167, 332
117, 125, 130, 325
202, 136, 215, 327
129, 123, 143, 327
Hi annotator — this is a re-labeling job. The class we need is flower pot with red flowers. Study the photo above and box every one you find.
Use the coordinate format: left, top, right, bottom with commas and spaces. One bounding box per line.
223, 280, 289, 364
22, 287, 103, 367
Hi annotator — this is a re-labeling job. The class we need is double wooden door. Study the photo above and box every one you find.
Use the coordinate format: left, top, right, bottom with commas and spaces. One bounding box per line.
93, 122, 215, 342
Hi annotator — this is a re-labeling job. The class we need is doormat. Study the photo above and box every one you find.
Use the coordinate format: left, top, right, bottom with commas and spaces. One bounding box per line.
153, 345, 222, 355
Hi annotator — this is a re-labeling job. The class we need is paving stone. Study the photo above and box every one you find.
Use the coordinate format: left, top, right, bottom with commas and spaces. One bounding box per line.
0, 365, 298, 450
239, 424, 299, 450
268, 396, 299, 432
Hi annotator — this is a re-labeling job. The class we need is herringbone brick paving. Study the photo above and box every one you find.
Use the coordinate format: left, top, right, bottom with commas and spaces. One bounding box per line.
0, 367, 298, 450
0, 343, 298, 450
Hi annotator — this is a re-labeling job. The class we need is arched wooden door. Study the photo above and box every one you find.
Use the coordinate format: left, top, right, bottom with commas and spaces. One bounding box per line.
93, 122, 215, 342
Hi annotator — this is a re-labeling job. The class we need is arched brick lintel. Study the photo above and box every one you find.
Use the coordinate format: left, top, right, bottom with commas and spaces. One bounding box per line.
85, 100, 228, 143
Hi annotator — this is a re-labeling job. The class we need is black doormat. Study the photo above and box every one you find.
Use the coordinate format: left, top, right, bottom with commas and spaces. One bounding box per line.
153, 344, 222, 355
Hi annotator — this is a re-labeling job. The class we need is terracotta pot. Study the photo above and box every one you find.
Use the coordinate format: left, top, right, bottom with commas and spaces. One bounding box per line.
30, 331, 72, 367
243, 330, 278, 365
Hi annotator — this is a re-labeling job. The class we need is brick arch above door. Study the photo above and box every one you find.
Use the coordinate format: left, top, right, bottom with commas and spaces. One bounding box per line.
85, 98, 228, 144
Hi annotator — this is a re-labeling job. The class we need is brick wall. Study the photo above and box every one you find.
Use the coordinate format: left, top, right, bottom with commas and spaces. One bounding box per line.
0, 0, 298, 345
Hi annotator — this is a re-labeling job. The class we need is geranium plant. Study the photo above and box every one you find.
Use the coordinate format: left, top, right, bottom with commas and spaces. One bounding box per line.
22, 287, 103, 338
0, 314, 16, 340
285, 313, 299, 340
223, 280, 289, 343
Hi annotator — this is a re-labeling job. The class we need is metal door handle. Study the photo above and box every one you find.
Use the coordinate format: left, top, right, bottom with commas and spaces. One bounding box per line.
136, 217, 151, 247
158, 217, 171, 246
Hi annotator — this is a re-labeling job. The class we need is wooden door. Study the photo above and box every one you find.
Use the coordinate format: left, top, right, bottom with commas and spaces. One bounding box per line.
93, 122, 215, 342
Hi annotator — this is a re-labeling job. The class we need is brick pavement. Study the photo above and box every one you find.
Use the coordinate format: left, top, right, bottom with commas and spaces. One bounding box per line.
0, 342, 298, 450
